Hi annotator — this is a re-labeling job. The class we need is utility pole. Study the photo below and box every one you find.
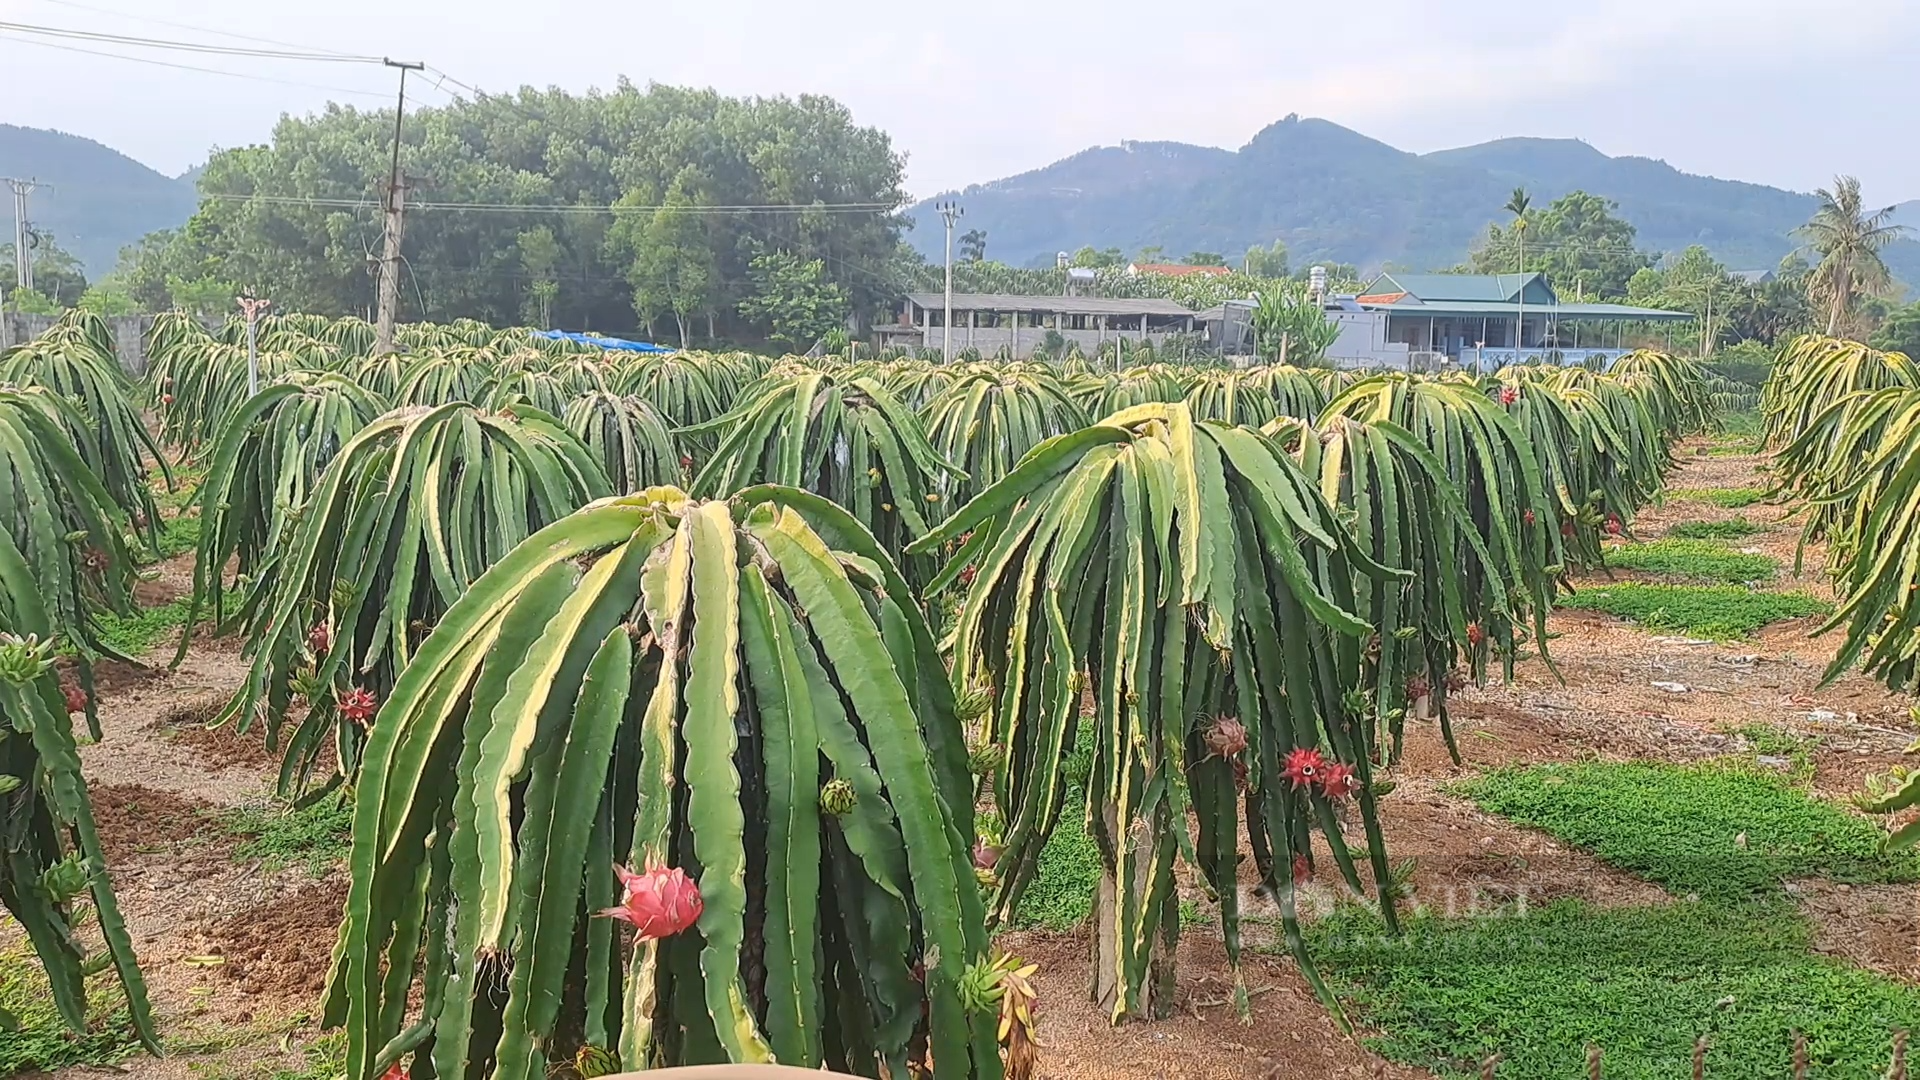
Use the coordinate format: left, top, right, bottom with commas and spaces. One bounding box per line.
936, 200, 963, 362
374, 58, 425, 355
237, 294, 272, 396
5, 178, 45, 294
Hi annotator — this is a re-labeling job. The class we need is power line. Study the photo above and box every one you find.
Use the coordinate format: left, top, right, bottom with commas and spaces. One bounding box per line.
25, 0, 368, 58
0, 19, 383, 62
0, 35, 392, 99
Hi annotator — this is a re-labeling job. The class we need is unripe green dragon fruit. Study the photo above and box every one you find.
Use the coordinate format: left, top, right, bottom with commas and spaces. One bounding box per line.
40, 853, 90, 904
818, 778, 857, 817
0, 633, 56, 684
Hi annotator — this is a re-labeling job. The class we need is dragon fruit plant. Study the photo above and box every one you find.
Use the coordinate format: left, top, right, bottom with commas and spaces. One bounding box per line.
325, 487, 1000, 1079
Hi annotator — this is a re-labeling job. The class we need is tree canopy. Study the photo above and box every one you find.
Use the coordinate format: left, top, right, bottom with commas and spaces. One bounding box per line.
1799, 175, 1909, 338
116, 83, 908, 346
1469, 190, 1653, 299
2, 238, 88, 308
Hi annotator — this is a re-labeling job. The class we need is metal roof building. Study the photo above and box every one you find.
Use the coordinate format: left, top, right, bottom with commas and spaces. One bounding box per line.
879, 293, 1199, 358
1354, 272, 1692, 369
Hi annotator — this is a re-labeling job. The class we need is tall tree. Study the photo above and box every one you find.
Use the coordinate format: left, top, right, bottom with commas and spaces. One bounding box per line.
1242, 239, 1289, 278
1184, 251, 1228, 267
1470, 191, 1652, 299
736, 248, 848, 350
516, 226, 562, 328
1503, 187, 1532, 276
613, 168, 716, 347
1799, 175, 1909, 337
958, 228, 987, 262
1, 238, 88, 307
119, 83, 907, 340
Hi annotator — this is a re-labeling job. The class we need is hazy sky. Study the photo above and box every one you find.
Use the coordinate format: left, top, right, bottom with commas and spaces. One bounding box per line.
2, 0, 1916, 205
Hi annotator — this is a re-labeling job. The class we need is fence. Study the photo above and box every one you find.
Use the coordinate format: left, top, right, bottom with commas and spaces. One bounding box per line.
0, 311, 154, 376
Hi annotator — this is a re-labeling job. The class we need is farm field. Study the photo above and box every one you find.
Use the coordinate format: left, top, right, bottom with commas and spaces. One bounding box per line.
13, 444, 1917, 1080
8, 318, 1920, 1080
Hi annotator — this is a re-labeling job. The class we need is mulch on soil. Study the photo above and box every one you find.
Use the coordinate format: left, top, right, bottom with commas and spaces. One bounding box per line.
150, 696, 280, 771
205, 876, 348, 998
89, 782, 221, 859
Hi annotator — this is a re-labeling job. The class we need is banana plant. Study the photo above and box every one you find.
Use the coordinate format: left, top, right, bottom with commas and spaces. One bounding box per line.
0, 529, 158, 1059
687, 368, 965, 578
191, 402, 611, 794
324, 487, 999, 1079
910, 403, 1400, 1026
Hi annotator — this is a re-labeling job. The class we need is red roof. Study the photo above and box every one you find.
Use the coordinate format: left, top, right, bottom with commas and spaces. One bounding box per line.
1129, 263, 1233, 278
1355, 291, 1408, 305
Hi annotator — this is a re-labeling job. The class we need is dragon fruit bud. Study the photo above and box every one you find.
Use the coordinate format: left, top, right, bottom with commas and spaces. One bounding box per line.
62, 682, 88, 714
1466, 622, 1485, 648
973, 839, 1002, 871
307, 621, 331, 655
819, 778, 857, 817
1205, 717, 1248, 758
598, 863, 703, 940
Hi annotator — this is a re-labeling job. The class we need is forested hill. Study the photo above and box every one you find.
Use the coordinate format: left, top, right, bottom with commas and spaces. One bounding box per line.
908, 116, 1920, 282
0, 125, 198, 276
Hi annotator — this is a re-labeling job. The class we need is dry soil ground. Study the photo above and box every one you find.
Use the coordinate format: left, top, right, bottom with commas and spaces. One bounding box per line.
17, 440, 1918, 1080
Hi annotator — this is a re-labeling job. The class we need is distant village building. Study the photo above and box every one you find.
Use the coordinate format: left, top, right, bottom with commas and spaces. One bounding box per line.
878, 293, 1196, 357
1340, 272, 1692, 369
1125, 262, 1233, 278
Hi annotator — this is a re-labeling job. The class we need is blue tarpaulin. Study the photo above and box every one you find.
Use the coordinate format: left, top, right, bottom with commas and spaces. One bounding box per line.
533, 329, 675, 354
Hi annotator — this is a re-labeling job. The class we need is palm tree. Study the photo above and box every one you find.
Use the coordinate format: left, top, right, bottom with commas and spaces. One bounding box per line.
1800, 175, 1908, 337
1503, 188, 1532, 275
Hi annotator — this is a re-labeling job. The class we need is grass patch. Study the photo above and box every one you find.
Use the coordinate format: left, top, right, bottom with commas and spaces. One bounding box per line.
151, 465, 205, 514
1453, 762, 1916, 901
1667, 486, 1768, 508
1308, 898, 1920, 1079
0, 939, 143, 1073
1665, 518, 1762, 541
143, 513, 200, 562
1559, 583, 1827, 639
1730, 723, 1818, 781
225, 795, 354, 877
1012, 725, 1101, 931
1012, 809, 1101, 931
92, 596, 193, 656
1604, 538, 1774, 583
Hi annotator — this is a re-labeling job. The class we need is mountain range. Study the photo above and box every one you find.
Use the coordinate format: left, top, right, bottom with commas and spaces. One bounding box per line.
4, 115, 1917, 292
0, 124, 198, 277
906, 116, 1920, 287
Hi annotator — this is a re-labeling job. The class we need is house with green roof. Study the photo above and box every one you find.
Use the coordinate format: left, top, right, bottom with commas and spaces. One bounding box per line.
1352, 271, 1692, 369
